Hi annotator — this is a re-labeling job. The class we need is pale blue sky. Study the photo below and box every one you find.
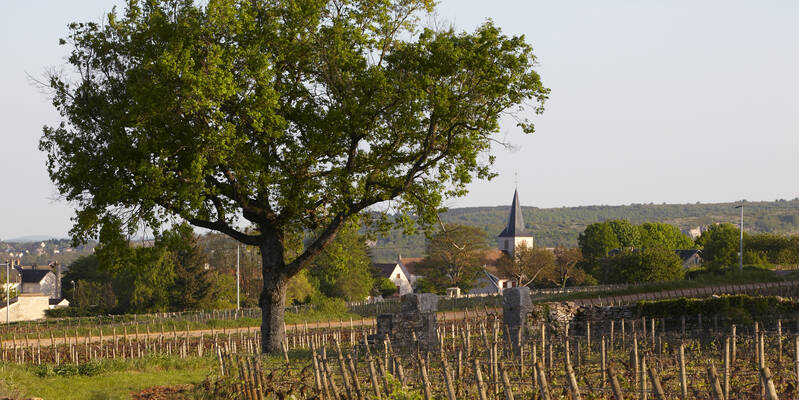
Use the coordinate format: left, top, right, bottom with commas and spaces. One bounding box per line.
2, 1, 798, 239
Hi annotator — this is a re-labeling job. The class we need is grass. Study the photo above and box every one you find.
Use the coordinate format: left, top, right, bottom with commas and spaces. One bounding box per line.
0, 356, 216, 400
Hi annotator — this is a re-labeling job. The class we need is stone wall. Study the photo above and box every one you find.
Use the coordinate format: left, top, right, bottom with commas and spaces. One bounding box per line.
0, 293, 50, 322
530, 301, 635, 334
374, 293, 439, 351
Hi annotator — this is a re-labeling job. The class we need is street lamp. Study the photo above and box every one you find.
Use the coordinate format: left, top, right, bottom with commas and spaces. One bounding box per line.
735, 204, 744, 273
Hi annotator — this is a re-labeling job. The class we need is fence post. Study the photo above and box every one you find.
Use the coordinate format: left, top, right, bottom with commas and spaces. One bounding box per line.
474, 358, 489, 400
679, 343, 687, 400
707, 363, 723, 400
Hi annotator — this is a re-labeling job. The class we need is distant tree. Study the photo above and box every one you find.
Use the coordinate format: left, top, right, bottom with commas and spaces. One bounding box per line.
61, 255, 114, 306
607, 220, 641, 249
95, 221, 176, 314
160, 223, 216, 311
638, 222, 694, 249
414, 277, 440, 294
415, 224, 489, 292
696, 223, 741, 271
578, 223, 620, 263
307, 221, 374, 302
543, 247, 588, 289
497, 244, 554, 287
601, 248, 684, 284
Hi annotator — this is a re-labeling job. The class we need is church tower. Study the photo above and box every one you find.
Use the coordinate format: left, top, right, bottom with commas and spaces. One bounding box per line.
497, 189, 534, 256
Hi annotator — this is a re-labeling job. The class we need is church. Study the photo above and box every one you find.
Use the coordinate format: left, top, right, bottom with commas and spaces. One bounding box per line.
468, 188, 533, 295
373, 188, 535, 297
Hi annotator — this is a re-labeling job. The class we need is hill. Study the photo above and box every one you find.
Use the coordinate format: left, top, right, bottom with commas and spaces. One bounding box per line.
368, 198, 799, 262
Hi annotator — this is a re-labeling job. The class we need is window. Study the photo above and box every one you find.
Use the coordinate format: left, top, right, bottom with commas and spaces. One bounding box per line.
396, 273, 400, 279
504, 240, 509, 250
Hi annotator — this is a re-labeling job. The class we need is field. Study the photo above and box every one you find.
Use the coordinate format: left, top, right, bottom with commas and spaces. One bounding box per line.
3, 302, 799, 399
4, 279, 799, 398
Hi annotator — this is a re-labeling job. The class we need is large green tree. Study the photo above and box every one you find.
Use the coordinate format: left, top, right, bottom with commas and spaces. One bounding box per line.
415, 223, 489, 292
696, 223, 741, 271
601, 248, 684, 284
578, 223, 620, 262
637, 222, 694, 250
41, 0, 547, 352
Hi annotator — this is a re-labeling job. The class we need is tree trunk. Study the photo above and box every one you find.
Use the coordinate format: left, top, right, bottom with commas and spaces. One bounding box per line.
260, 244, 288, 354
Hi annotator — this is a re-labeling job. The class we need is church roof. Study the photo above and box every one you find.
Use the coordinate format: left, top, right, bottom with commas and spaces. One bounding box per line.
498, 189, 531, 237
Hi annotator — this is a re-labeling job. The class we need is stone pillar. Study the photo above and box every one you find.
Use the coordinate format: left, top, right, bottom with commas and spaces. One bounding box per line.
370, 294, 440, 350
503, 287, 532, 351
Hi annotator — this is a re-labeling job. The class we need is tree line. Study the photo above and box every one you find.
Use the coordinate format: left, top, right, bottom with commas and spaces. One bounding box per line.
369, 199, 799, 262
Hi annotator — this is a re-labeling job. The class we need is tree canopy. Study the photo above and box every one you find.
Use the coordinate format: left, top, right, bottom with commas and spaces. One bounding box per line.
41, 0, 547, 352
497, 244, 554, 287
415, 223, 490, 292
696, 223, 741, 271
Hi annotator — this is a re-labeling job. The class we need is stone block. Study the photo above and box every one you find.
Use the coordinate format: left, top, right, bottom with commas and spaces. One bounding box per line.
401, 293, 438, 314
503, 287, 531, 351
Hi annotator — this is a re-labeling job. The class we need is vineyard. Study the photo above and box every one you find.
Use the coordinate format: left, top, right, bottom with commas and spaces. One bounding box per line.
5, 303, 799, 399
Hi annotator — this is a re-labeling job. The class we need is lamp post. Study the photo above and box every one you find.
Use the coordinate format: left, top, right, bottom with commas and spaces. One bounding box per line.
735, 205, 744, 273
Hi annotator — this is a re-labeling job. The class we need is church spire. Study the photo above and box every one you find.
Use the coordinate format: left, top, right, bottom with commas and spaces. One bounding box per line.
498, 188, 530, 237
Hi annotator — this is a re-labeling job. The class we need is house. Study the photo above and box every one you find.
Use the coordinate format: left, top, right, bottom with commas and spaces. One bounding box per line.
675, 249, 703, 269
16, 266, 59, 299
373, 256, 423, 296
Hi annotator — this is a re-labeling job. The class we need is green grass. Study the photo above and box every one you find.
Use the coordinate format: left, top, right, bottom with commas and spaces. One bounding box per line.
0, 356, 216, 400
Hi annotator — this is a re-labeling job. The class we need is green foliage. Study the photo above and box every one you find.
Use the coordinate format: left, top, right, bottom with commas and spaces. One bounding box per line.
377, 278, 399, 297
578, 222, 620, 263
600, 247, 684, 284
638, 222, 695, 250
369, 199, 799, 262
307, 221, 374, 302
160, 223, 217, 310
415, 224, 489, 292
634, 295, 799, 320
607, 219, 641, 248
61, 222, 235, 314
0, 285, 17, 303
286, 270, 314, 305
42, 0, 548, 351
413, 277, 440, 294
696, 223, 741, 271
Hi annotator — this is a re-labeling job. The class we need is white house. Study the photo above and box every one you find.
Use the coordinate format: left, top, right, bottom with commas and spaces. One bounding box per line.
374, 256, 422, 296
16, 267, 59, 299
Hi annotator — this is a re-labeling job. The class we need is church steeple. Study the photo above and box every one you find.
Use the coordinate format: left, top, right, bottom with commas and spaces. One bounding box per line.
497, 188, 534, 255
498, 188, 530, 237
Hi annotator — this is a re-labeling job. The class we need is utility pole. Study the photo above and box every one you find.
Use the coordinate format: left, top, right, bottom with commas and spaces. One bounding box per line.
236, 244, 240, 311
735, 205, 744, 273
4, 260, 10, 324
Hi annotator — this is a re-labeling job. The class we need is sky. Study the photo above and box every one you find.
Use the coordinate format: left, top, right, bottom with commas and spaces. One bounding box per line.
1, 1, 798, 239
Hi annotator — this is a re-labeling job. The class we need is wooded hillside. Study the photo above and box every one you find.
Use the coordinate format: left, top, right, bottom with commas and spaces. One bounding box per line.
369, 198, 799, 262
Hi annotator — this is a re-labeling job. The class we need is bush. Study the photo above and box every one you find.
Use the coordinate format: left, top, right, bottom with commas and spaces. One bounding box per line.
377, 278, 398, 297
45, 305, 111, 318
634, 295, 799, 320
600, 248, 684, 284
